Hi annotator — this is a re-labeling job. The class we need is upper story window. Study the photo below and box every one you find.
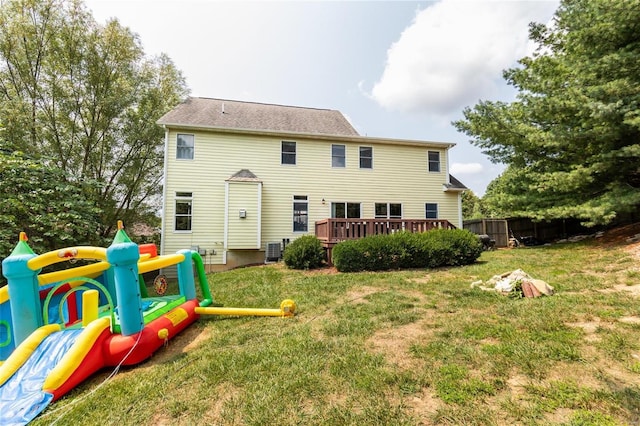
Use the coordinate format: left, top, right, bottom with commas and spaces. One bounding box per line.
293, 195, 308, 232
375, 203, 402, 219
425, 203, 438, 219
175, 192, 193, 231
177, 134, 194, 160
331, 202, 361, 219
428, 151, 440, 172
360, 146, 373, 169
332, 144, 346, 168
282, 141, 296, 165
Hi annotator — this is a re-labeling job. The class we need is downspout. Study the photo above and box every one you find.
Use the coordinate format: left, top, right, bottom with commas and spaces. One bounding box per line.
257, 182, 262, 249
223, 181, 229, 265
446, 146, 463, 228
160, 127, 169, 257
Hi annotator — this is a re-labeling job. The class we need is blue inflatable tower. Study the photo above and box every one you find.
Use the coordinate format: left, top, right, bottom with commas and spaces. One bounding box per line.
1, 233, 41, 346
106, 222, 143, 336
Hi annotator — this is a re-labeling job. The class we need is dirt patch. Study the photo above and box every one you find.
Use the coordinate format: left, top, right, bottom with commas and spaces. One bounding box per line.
302, 266, 340, 275
344, 286, 379, 304
200, 383, 242, 424
619, 316, 640, 325
565, 318, 608, 334
613, 284, 640, 296
411, 276, 431, 284
505, 373, 530, 398
405, 389, 440, 422
545, 407, 576, 424
592, 222, 640, 247
367, 316, 434, 370
546, 362, 604, 390
148, 413, 173, 426
141, 325, 214, 368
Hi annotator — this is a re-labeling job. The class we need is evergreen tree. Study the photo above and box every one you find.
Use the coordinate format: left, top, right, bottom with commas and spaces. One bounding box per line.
454, 0, 640, 226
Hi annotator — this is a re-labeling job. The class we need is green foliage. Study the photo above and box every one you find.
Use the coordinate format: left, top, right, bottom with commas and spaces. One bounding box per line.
461, 190, 488, 220
283, 235, 326, 270
0, 0, 189, 237
331, 229, 483, 272
0, 146, 103, 260
454, 0, 640, 226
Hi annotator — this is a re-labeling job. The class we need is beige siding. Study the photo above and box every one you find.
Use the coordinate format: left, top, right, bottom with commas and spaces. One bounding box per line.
226, 181, 261, 249
162, 130, 462, 267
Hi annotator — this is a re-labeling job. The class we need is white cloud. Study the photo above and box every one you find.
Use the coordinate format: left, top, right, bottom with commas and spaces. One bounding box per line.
371, 0, 558, 114
451, 162, 484, 175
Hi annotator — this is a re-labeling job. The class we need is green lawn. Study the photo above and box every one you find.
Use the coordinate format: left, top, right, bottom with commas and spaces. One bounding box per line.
35, 237, 640, 425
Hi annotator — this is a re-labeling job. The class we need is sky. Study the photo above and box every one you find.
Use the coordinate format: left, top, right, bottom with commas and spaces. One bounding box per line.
85, 0, 559, 196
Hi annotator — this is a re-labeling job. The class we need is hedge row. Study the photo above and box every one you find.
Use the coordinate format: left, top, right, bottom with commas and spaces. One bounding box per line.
331, 229, 483, 272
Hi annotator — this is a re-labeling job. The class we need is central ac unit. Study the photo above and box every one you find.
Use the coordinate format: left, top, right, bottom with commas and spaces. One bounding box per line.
265, 242, 281, 262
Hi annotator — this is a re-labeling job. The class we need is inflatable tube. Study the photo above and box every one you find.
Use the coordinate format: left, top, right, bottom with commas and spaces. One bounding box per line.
37, 261, 110, 286
195, 299, 296, 318
43, 317, 111, 394
104, 299, 199, 366
28, 247, 108, 270
137, 254, 185, 274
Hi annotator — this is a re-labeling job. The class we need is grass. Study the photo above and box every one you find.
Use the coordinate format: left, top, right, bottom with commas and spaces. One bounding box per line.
34, 237, 640, 425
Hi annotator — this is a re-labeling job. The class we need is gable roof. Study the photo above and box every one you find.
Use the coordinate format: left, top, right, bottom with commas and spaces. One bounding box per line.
158, 97, 359, 137
443, 175, 468, 192
226, 169, 261, 182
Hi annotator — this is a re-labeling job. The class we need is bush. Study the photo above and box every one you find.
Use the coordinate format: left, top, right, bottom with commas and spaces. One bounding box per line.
332, 229, 482, 272
283, 235, 326, 270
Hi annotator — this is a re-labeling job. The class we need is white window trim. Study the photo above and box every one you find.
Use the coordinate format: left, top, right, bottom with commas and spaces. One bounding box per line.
428, 150, 440, 173
331, 144, 346, 168
176, 133, 195, 160
375, 202, 403, 219
359, 146, 373, 169
331, 201, 362, 219
292, 195, 309, 233
281, 141, 297, 166
425, 202, 439, 219
174, 192, 193, 233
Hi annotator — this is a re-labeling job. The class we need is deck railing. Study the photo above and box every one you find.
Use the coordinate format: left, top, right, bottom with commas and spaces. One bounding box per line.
315, 218, 456, 245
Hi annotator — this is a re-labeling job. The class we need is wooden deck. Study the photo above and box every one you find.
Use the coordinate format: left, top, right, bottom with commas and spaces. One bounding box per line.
315, 218, 456, 262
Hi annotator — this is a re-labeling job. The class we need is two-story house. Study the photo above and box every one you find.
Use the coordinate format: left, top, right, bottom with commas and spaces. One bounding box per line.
157, 97, 466, 271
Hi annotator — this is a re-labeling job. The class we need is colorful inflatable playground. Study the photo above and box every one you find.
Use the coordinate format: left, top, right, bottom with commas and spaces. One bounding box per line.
0, 222, 295, 425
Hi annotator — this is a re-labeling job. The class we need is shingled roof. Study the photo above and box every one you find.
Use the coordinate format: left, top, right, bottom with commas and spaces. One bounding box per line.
158, 97, 359, 137
443, 175, 468, 192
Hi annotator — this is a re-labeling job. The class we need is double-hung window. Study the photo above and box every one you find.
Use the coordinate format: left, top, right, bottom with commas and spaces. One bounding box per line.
175, 192, 193, 231
359, 146, 373, 169
332, 144, 346, 168
375, 203, 402, 219
177, 134, 194, 160
282, 141, 296, 165
331, 202, 361, 219
425, 203, 438, 219
293, 195, 308, 232
428, 151, 440, 172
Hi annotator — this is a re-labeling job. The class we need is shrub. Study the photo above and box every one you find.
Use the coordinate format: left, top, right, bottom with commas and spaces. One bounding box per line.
283, 235, 326, 269
332, 229, 482, 272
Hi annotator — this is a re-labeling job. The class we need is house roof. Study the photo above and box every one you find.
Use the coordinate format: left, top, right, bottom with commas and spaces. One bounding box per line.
443, 175, 468, 192
226, 169, 262, 182
158, 97, 359, 137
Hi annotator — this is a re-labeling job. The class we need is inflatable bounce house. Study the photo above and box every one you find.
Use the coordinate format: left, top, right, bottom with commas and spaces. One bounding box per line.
0, 222, 295, 425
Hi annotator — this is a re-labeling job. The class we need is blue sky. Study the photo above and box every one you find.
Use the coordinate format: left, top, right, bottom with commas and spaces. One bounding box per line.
85, 0, 558, 195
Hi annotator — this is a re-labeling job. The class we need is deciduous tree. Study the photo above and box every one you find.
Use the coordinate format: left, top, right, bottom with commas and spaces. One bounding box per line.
0, 0, 189, 237
0, 141, 102, 260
